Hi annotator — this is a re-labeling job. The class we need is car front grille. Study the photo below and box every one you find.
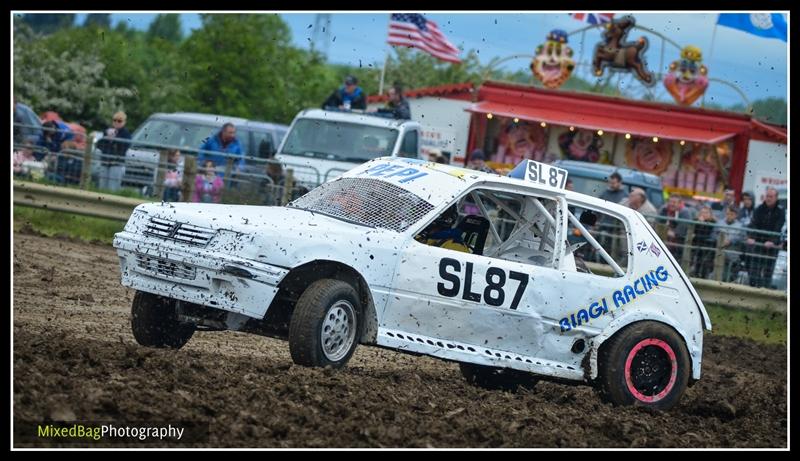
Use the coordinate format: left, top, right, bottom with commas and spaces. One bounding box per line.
144, 217, 216, 246
135, 254, 196, 280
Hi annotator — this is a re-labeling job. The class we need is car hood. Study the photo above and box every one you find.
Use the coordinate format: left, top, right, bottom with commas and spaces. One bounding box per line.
127, 201, 403, 267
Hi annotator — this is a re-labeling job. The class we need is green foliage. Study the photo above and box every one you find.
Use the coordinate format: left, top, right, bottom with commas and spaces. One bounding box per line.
84, 14, 111, 29
729, 97, 787, 125
20, 13, 75, 35
705, 304, 786, 345
147, 14, 183, 43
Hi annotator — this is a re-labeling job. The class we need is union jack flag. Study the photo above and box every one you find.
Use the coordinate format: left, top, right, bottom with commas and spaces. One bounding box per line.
570, 13, 615, 25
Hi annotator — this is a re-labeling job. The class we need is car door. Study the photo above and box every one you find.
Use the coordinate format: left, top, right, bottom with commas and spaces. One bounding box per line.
382, 185, 635, 372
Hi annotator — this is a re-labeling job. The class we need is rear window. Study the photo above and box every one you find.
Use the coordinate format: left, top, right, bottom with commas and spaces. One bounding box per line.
289, 177, 434, 232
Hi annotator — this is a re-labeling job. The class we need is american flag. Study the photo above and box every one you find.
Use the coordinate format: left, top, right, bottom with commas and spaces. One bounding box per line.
387, 13, 462, 63
570, 13, 615, 25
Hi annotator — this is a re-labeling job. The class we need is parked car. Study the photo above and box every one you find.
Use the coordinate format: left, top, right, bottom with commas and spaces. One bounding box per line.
122, 112, 289, 195
549, 159, 665, 209
13, 102, 43, 146
113, 158, 710, 410
274, 108, 422, 187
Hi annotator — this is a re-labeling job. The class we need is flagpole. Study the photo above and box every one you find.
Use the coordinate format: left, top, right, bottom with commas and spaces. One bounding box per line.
379, 49, 390, 95
702, 15, 720, 108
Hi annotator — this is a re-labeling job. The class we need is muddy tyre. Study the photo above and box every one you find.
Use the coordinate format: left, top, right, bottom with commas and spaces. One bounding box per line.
289, 279, 361, 368
596, 321, 690, 410
459, 363, 538, 393
131, 291, 195, 349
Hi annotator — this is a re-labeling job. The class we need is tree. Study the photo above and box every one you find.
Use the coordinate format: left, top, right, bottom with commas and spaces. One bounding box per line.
84, 14, 111, 29
729, 98, 787, 125
180, 14, 337, 124
20, 13, 75, 35
147, 14, 183, 43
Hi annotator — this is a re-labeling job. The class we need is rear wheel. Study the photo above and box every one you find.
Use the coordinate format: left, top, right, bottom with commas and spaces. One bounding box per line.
289, 279, 361, 368
459, 363, 538, 393
596, 321, 690, 410
131, 291, 195, 349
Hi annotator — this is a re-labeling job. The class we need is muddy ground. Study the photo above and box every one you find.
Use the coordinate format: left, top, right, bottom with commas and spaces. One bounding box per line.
13, 232, 787, 448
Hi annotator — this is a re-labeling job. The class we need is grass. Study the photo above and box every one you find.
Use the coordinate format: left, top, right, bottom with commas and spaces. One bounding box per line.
705, 303, 787, 345
11, 207, 788, 345
21, 176, 147, 199
13, 206, 124, 245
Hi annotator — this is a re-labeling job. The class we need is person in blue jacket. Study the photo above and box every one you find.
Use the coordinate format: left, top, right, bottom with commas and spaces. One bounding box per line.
198, 123, 244, 176
37, 119, 74, 160
322, 75, 366, 111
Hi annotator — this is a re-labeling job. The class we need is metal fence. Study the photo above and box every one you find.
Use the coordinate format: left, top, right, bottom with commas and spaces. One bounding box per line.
13, 122, 787, 290
13, 122, 319, 207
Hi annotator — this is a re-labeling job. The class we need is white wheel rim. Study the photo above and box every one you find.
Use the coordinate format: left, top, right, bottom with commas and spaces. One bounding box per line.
321, 300, 356, 362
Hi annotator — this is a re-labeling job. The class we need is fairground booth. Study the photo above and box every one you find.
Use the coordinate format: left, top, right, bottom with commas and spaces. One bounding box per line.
465, 80, 758, 201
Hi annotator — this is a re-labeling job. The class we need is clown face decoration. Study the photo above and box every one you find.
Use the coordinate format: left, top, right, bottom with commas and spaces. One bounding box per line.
531, 29, 575, 89
663, 45, 709, 106
558, 128, 603, 163
625, 137, 673, 175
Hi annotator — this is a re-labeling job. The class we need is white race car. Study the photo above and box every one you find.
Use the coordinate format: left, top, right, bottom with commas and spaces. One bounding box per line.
113, 157, 711, 410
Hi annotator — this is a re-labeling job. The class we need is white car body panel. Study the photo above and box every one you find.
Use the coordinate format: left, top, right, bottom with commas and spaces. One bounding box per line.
114, 156, 710, 382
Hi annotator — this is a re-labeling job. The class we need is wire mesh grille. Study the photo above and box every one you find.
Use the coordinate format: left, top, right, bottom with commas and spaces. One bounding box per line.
289, 178, 434, 232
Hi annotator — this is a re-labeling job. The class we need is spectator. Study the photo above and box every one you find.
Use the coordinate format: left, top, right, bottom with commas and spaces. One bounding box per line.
198, 123, 244, 176
467, 149, 496, 174
711, 188, 736, 220
13, 147, 47, 180
716, 205, 747, 282
162, 149, 184, 202
95, 111, 132, 192
322, 75, 366, 111
658, 195, 692, 260
737, 191, 755, 226
40, 120, 78, 184
690, 206, 717, 279
623, 187, 658, 218
259, 162, 288, 206
192, 160, 224, 203
376, 83, 411, 120
599, 171, 626, 204
745, 187, 785, 288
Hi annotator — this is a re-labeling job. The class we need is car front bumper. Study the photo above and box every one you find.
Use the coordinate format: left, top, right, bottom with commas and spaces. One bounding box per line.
114, 233, 289, 319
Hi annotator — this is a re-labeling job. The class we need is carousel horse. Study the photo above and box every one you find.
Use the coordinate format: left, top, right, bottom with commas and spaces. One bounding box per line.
592, 16, 655, 86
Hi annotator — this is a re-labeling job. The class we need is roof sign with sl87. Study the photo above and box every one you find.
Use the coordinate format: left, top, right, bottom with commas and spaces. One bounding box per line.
524, 160, 568, 190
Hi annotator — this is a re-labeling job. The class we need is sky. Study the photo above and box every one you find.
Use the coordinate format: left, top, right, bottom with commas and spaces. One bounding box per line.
71, 12, 788, 108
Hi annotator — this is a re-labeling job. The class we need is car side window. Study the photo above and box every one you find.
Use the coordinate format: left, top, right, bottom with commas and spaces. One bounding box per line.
564, 202, 629, 277
399, 130, 418, 158
252, 130, 276, 159
415, 187, 560, 269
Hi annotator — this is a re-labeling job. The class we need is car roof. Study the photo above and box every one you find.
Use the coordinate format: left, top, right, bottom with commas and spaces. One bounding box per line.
295, 108, 417, 129
147, 112, 287, 131
552, 159, 662, 188
348, 157, 648, 219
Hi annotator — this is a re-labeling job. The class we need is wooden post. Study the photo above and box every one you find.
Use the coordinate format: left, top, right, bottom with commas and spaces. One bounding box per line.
224, 156, 235, 185
681, 223, 695, 273
281, 168, 295, 206
183, 155, 197, 202
79, 140, 93, 189
713, 231, 726, 282
154, 150, 168, 201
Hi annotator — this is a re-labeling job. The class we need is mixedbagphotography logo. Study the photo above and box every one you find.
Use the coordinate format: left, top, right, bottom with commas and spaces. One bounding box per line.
15, 421, 209, 445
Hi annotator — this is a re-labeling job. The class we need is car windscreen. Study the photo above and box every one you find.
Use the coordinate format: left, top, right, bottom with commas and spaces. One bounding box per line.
569, 176, 609, 198
280, 119, 400, 162
131, 119, 219, 152
289, 177, 434, 232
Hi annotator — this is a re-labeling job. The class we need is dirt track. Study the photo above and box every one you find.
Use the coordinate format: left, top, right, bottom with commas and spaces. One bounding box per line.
13, 231, 787, 448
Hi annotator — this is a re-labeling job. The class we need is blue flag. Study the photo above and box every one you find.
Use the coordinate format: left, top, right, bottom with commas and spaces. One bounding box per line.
717, 13, 787, 42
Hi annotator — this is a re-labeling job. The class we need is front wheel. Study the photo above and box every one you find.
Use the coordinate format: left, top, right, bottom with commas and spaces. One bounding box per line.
596, 321, 690, 410
131, 291, 195, 349
289, 279, 361, 368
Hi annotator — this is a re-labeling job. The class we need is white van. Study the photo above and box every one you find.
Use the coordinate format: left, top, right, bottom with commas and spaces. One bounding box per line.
274, 109, 422, 187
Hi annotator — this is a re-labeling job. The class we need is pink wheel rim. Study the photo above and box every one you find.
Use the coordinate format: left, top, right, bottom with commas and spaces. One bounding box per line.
624, 338, 678, 403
